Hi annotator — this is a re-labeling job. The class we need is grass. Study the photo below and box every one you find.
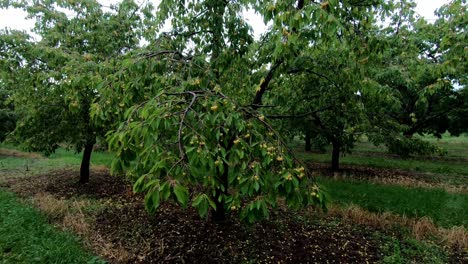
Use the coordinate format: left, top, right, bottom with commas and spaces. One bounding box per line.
49, 148, 114, 167
0, 144, 114, 180
0, 189, 103, 263
320, 178, 468, 228
422, 133, 468, 159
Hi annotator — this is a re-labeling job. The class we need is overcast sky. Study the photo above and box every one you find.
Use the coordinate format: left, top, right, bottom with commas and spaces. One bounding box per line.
0, 0, 450, 35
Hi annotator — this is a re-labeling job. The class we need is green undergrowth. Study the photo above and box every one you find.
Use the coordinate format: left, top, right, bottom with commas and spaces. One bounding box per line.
0, 189, 104, 264
320, 178, 468, 228
295, 215, 451, 263
379, 235, 449, 264
422, 134, 468, 159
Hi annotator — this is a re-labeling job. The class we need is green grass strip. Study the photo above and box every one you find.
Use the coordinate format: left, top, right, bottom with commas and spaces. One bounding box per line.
0, 189, 103, 264
319, 178, 468, 228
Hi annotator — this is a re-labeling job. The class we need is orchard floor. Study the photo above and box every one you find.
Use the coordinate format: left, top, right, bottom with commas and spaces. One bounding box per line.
1, 167, 466, 263
308, 162, 468, 194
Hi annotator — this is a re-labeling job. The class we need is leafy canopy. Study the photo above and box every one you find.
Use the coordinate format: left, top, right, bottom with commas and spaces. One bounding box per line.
94, 0, 395, 222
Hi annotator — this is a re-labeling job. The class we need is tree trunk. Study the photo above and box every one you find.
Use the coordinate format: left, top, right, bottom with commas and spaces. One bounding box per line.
211, 199, 226, 222
211, 132, 234, 223
211, 159, 229, 223
403, 130, 414, 138
79, 142, 94, 184
305, 130, 312, 152
331, 141, 340, 172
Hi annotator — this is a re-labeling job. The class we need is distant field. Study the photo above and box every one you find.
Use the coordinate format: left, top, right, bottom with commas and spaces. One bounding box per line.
422, 134, 468, 158
0, 144, 113, 179
295, 134, 468, 186
297, 133, 468, 229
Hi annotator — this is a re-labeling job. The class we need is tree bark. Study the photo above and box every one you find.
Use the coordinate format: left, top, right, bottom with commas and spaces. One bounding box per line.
79, 142, 94, 184
403, 130, 414, 138
211, 132, 234, 223
211, 166, 228, 223
305, 130, 312, 152
208, 0, 228, 223
331, 141, 340, 172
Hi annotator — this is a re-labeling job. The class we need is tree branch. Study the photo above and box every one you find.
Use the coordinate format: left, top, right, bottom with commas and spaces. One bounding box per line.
287, 67, 340, 89
251, 60, 283, 110
140, 50, 191, 60
177, 91, 199, 161
266, 106, 333, 119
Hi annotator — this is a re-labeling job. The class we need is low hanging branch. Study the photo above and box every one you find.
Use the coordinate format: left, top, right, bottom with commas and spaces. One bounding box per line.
110, 87, 326, 222
177, 91, 199, 161
287, 67, 340, 90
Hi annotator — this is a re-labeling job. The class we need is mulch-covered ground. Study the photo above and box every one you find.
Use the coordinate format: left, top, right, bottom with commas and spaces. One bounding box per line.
3, 169, 385, 263
0, 168, 128, 199
95, 203, 383, 263
0, 148, 43, 159
2, 168, 466, 263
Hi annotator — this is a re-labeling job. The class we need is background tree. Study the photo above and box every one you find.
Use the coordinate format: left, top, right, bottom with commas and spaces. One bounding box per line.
0, 0, 150, 183
266, 50, 368, 172
364, 0, 467, 156
0, 29, 34, 142
0, 79, 16, 142
425, 0, 467, 136
262, 2, 387, 171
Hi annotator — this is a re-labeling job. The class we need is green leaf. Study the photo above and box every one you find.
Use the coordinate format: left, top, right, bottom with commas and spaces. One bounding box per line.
207, 196, 217, 210
133, 175, 146, 193
173, 184, 189, 208
151, 190, 160, 209
253, 181, 260, 192
122, 58, 134, 68
191, 194, 213, 218
160, 182, 171, 200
